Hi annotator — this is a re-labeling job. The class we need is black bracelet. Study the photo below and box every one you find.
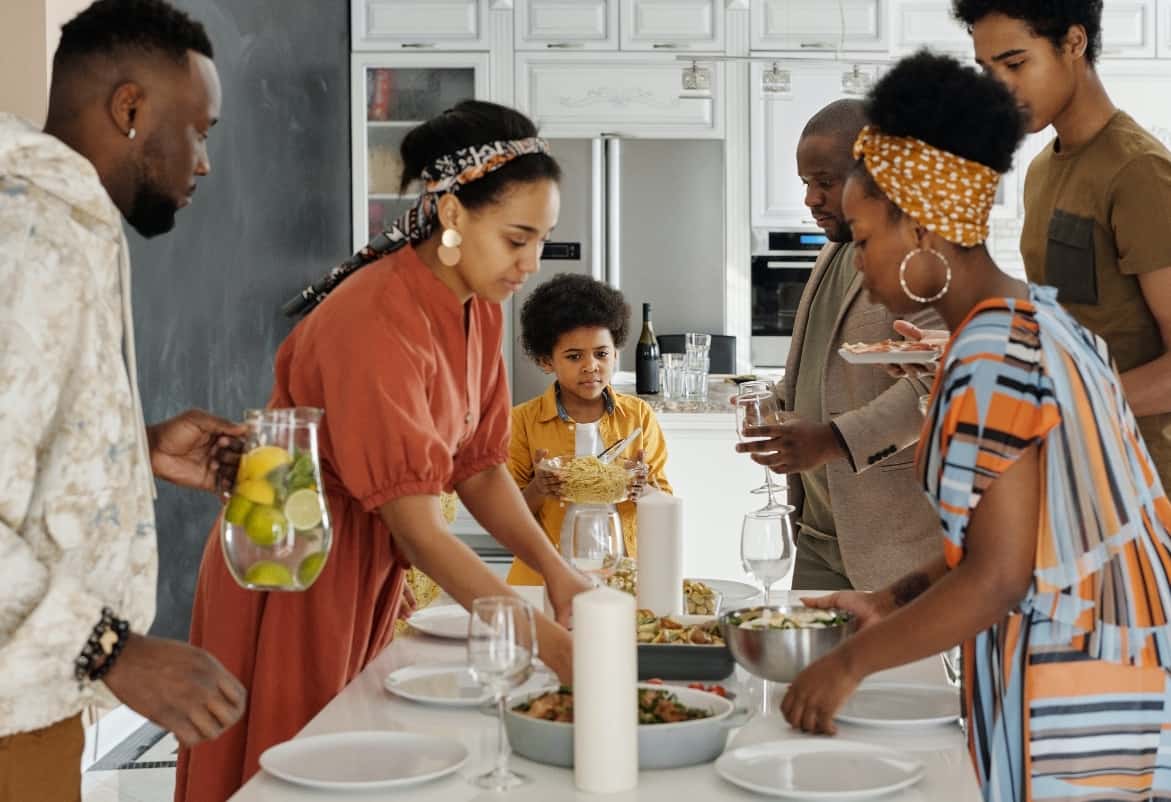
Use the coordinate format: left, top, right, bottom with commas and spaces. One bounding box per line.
73, 607, 130, 686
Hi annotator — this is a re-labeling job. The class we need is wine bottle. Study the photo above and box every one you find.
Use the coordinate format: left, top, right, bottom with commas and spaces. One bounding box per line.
635, 302, 661, 395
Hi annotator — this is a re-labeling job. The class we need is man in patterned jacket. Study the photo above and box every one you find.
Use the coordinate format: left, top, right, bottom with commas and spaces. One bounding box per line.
0, 2, 248, 798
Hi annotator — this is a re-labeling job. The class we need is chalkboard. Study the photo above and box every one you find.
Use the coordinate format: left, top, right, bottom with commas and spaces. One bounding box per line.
126, 1, 351, 639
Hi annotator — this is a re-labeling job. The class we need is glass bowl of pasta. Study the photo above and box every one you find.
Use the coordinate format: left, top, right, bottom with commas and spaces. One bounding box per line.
539, 454, 643, 505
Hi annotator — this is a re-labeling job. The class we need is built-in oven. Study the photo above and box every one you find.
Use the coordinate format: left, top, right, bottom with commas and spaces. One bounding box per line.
750, 230, 828, 367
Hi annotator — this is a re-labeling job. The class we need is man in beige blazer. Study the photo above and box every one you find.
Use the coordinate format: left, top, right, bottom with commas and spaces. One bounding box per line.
738, 100, 943, 590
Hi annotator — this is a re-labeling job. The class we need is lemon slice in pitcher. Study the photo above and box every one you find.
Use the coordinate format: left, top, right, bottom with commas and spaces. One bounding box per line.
284, 488, 323, 531
239, 446, 292, 482
244, 561, 294, 588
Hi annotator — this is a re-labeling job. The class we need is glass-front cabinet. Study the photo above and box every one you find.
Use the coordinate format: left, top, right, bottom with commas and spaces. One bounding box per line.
351, 52, 490, 249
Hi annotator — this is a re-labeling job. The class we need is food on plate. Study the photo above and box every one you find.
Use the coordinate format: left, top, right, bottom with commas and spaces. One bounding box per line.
725, 607, 849, 630
603, 557, 719, 615
636, 609, 724, 645
840, 338, 941, 355
513, 687, 713, 724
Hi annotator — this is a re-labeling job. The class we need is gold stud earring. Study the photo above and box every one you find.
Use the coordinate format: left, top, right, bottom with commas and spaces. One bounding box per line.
438, 227, 462, 267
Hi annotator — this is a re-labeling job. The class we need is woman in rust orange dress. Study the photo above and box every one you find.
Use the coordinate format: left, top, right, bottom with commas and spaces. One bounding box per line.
175, 101, 590, 802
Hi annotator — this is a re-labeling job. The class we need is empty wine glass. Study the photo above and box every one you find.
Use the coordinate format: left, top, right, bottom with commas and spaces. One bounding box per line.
467, 596, 537, 790
569, 505, 624, 586
941, 644, 966, 734
735, 382, 788, 512
740, 509, 794, 603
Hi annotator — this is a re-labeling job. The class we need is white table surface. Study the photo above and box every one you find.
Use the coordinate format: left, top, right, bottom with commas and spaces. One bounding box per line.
230, 589, 980, 801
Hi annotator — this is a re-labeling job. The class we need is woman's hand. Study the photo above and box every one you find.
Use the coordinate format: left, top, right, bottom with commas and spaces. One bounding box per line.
801, 590, 893, 630
885, 319, 949, 380
779, 648, 863, 735
544, 560, 593, 629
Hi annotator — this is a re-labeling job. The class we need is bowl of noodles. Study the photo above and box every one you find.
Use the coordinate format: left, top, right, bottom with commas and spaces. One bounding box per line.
538, 455, 642, 504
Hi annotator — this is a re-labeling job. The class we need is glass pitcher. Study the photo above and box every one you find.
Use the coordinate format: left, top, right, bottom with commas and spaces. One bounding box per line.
220, 407, 332, 591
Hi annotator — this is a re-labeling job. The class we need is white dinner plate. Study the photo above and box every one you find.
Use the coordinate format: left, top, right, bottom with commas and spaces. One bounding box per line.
836, 683, 960, 729
259, 731, 468, 791
691, 578, 762, 610
838, 346, 941, 366
715, 739, 926, 799
405, 605, 469, 640
384, 663, 557, 707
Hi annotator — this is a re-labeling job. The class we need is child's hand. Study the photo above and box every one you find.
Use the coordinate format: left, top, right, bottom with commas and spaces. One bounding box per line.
530, 449, 565, 500
625, 450, 650, 501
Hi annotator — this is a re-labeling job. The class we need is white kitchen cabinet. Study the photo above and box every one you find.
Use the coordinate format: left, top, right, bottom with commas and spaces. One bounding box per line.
751, 0, 888, 52
353, 0, 490, 51
750, 60, 880, 228
1100, 60, 1171, 148
516, 52, 724, 138
621, 0, 725, 51
1100, 0, 1156, 58
1161, 0, 1171, 55
891, 0, 969, 56
515, 0, 619, 50
351, 53, 491, 249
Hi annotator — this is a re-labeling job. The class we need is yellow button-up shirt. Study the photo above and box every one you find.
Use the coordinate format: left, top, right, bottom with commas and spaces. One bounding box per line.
506, 383, 672, 585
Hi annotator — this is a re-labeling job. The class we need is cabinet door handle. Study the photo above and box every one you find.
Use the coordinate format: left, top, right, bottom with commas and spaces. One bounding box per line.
652, 42, 682, 49
401, 42, 436, 49
546, 42, 585, 49
799, 41, 834, 49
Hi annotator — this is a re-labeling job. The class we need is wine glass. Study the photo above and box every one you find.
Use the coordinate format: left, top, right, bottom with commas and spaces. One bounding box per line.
569, 505, 624, 586
467, 596, 537, 790
740, 509, 794, 603
735, 383, 788, 512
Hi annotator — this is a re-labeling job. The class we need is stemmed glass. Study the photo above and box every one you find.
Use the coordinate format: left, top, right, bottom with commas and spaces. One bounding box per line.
740, 508, 794, 715
569, 506, 624, 586
467, 597, 537, 790
740, 509, 794, 605
735, 382, 788, 512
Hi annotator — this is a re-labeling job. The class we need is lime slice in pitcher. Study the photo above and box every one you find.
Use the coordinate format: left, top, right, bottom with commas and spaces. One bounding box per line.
245, 505, 287, 547
284, 488, 323, 531
297, 552, 327, 587
244, 561, 294, 588
224, 494, 253, 526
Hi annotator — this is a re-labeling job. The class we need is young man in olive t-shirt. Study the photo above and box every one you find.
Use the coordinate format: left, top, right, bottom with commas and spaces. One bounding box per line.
954, 0, 1171, 489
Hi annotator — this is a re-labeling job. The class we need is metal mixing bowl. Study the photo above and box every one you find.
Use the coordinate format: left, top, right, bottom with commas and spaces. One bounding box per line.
718, 605, 854, 682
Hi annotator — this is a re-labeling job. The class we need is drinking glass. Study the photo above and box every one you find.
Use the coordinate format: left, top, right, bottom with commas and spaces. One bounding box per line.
569, 505, 624, 585
467, 597, 537, 790
740, 509, 794, 603
661, 353, 686, 400
735, 383, 788, 512
684, 333, 711, 401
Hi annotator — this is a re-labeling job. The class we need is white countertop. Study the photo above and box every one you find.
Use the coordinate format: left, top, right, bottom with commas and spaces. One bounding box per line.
230, 589, 980, 802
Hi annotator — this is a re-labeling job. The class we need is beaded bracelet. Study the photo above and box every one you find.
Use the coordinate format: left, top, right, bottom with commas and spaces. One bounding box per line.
73, 607, 130, 686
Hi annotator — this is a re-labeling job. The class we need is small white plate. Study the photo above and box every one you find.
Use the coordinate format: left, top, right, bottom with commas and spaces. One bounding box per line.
838, 346, 941, 366
259, 731, 468, 791
692, 578, 763, 610
715, 739, 925, 799
836, 683, 960, 729
405, 605, 469, 640
384, 663, 558, 707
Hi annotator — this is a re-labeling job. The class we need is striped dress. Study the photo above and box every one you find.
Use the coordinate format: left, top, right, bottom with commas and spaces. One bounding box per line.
919, 285, 1171, 801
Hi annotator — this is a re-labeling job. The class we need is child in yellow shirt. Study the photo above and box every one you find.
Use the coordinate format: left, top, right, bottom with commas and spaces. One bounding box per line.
507, 274, 672, 585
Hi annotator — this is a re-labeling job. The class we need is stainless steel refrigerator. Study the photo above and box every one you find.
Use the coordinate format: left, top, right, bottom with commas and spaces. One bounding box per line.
510, 136, 727, 403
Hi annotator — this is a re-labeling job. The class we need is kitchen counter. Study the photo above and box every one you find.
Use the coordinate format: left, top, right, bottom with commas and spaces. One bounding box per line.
230, 588, 980, 801
611, 370, 784, 415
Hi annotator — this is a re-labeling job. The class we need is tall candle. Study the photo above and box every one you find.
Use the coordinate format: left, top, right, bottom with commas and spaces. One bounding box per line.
636, 491, 684, 616
573, 586, 638, 792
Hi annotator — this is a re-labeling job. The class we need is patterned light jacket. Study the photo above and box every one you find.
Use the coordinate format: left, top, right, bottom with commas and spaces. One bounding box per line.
0, 114, 156, 736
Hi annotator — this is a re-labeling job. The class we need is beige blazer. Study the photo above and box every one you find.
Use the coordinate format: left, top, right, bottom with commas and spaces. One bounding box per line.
780, 243, 944, 590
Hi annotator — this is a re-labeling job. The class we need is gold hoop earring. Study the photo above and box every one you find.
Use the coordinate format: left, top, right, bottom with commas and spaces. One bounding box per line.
438, 227, 462, 267
899, 247, 951, 304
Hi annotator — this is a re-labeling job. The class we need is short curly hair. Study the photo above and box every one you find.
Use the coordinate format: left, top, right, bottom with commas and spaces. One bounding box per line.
520, 274, 630, 362
54, 0, 213, 74
953, 0, 1103, 65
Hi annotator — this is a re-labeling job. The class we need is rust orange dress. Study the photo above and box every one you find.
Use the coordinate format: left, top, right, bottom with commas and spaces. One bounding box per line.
174, 246, 510, 802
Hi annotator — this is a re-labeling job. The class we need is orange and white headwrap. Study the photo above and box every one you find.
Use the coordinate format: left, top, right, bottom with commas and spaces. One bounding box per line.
852, 125, 1000, 247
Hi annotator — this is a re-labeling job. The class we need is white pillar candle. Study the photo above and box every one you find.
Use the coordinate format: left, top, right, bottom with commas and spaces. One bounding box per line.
636, 491, 684, 616
573, 586, 638, 792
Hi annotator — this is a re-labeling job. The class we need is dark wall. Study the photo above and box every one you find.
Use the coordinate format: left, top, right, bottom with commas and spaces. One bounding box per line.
127, 1, 350, 639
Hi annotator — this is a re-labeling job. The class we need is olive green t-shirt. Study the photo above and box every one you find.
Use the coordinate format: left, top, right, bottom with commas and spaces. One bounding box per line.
1021, 110, 1171, 488
793, 243, 856, 540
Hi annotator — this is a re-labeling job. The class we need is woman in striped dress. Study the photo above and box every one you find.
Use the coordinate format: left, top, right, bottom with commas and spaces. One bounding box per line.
780, 52, 1171, 801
